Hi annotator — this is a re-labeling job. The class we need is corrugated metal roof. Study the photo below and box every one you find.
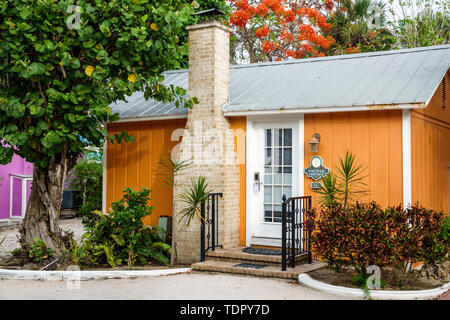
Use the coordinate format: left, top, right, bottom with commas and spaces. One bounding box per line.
111, 44, 450, 119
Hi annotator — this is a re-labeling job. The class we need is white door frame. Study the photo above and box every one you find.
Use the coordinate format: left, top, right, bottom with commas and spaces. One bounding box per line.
9, 173, 33, 220
246, 114, 304, 247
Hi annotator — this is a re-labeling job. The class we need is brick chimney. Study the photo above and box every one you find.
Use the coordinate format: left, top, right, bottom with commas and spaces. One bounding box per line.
172, 21, 241, 264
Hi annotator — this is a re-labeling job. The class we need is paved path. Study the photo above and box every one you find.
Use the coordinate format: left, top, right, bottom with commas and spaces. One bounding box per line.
438, 290, 450, 300
0, 272, 354, 300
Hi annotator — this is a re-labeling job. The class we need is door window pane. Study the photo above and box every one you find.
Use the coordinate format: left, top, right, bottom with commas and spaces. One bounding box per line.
274, 205, 282, 223
274, 129, 282, 146
265, 129, 271, 146
283, 148, 292, 165
264, 186, 272, 203
263, 128, 294, 223
264, 205, 273, 222
274, 167, 282, 184
265, 148, 271, 165
283, 167, 292, 185
264, 166, 272, 184
284, 129, 292, 146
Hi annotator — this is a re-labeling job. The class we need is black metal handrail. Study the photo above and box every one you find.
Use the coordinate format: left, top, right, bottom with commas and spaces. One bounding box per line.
200, 192, 223, 262
281, 195, 312, 271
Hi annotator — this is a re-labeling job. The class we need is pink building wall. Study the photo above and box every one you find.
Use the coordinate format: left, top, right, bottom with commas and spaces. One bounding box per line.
0, 154, 33, 220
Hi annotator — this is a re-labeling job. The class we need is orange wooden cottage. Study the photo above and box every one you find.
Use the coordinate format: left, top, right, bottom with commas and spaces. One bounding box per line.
105, 20, 449, 265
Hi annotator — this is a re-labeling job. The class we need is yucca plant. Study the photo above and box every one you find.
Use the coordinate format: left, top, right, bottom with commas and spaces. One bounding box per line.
335, 151, 368, 208
157, 153, 191, 187
314, 151, 368, 208
315, 172, 340, 208
177, 176, 212, 226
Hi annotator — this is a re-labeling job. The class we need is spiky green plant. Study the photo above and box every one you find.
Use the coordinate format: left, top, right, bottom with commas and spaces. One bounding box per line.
157, 153, 190, 187
315, 172, 340, 207
335, 151, 368, 207
314, 151, 368, 208
177, 176, 212, 226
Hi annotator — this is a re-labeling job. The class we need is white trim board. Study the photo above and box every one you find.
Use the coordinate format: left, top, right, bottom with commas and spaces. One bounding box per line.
402, 109, 412, 208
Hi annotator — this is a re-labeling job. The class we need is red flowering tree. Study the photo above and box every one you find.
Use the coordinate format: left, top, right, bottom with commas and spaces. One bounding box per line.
229, 0, 338, 63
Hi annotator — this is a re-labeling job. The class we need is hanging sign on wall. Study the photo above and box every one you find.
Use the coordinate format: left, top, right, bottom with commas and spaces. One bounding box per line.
304, 156, 329, 181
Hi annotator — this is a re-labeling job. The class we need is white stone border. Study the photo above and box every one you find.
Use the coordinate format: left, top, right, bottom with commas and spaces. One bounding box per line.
298, 274, 450, 300
0, 268, 192, 281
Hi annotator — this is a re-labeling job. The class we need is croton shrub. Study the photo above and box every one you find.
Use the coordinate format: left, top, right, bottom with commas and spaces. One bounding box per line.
307, 202, 448, 275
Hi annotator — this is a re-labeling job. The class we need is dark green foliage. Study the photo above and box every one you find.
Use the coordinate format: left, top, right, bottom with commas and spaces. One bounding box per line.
69, 188, 171, 268
157, 153, 190, 187
0, 0, 197, 169
315, 150, 367, 208
28, 237, 54, 263
177, 176, 212, 226
326, 0, 395, 54
439, 216, 450, 244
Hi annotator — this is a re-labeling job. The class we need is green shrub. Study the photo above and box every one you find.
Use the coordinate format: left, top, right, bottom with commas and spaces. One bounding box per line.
439, 216, 450, 245
70, 188, 171, 268
28, 238, 54, 263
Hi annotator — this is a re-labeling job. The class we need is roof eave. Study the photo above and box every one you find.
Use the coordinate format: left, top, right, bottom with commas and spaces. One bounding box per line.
222, 102, 427, 117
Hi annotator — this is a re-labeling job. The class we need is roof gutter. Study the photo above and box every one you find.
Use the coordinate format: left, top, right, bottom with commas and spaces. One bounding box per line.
222, 102, 427, 117
112, 113, 188, 123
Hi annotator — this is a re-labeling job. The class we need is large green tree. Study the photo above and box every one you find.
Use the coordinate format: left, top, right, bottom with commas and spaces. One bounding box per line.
325, 0, 395, 55
0, 0, 196, 254
388, 0, 450, 48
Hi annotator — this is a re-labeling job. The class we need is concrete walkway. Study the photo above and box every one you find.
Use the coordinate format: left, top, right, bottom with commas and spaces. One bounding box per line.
0, 272, 354, 300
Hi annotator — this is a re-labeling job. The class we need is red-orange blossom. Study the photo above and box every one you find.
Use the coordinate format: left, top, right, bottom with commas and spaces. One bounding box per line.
229, 0, 354, 61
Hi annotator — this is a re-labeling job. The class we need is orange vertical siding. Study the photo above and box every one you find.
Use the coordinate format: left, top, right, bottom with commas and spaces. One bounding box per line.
106, 119, 186, 225
304, 110, 404, 209
229, 117, 247, 246
411, 71, 450, 213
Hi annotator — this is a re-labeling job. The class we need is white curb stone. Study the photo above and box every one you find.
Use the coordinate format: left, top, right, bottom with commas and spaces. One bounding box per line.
0, 268, 192, 281
298, 273, 450, 300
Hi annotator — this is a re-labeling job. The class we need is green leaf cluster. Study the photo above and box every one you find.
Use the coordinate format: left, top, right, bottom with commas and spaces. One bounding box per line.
68, 187, 171, 268
0, 0, 197, 168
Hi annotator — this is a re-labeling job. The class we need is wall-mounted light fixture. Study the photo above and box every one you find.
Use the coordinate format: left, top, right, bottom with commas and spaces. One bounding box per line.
308, 133, 321, 153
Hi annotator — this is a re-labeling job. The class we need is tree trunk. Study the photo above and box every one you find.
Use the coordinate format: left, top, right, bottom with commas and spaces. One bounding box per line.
20, 151, 74, 256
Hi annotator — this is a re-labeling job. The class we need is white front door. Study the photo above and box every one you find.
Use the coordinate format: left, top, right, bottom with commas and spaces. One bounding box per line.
247, 118, 304, 247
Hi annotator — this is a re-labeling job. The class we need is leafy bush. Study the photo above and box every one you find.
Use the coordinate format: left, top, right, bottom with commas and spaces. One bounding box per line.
392, 205, 448, 268
69, 188, 171, 268
28, 237, 54, 263
310, 202, 448, 275
67, 154, 103, 230
439, 216, 450, 245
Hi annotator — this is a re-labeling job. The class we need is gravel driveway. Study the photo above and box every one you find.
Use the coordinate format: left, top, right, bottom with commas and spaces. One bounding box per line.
0, 218, 84, 258
0, 272, 354, 300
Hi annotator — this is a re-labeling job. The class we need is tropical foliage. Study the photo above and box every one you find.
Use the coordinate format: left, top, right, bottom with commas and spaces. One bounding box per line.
177, 176, 212, 226
0, 0, 198, 254
69, 188, 171, 268
388, 0, 450, 48
308, 202, 448, 278
325, 0, 395, 55
315, 151, 367, 208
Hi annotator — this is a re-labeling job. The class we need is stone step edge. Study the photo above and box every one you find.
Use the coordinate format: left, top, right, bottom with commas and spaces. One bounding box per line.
192, 261, 298, 279
206, 249, 308, 264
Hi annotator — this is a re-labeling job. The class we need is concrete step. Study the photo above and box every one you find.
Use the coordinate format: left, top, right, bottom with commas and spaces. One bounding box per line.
192, 260, 327, 280
205, 246, 308, 267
